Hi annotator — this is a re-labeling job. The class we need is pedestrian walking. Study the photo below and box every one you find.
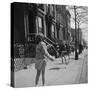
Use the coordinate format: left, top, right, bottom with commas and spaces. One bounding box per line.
35, 33, 55, 86
79, 44, 83, 54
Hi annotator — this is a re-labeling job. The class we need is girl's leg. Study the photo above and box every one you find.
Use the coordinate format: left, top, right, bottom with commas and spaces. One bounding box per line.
42, 63, 45, 86
61, 53, 64, 64
35, 69, 41, 86
62, 57, 64, 64
63, 56, 67, 64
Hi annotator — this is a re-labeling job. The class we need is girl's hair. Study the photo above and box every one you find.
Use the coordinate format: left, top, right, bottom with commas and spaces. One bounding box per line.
36, 33, 45, 44
36, 35, 42, 44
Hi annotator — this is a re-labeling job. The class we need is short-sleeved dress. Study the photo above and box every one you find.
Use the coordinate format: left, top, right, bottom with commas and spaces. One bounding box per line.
35, 41, 47, 71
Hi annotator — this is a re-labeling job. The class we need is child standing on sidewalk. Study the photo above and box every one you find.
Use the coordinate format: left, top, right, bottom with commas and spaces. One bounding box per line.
35, 33, 55, 86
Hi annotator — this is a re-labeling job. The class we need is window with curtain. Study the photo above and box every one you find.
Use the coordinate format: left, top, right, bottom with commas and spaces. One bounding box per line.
38, 16, 43, 34
51, 24, 55, 38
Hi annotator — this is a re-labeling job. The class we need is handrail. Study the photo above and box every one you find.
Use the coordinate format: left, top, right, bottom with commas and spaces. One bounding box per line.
43, 39, 58, 54
28, 33, 58, 54
45, 37, 56, 45
28, 33, 56, 45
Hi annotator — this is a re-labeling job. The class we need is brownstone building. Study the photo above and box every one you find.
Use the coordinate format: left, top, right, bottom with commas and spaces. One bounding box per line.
56, 5, 71, 43
13, 2, 71, 58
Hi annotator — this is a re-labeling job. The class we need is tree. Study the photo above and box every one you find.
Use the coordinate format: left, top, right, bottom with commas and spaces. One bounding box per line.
67, 5, 88, 60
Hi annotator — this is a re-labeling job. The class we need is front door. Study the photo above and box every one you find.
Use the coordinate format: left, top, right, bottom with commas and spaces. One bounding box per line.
28, 11, 36, 33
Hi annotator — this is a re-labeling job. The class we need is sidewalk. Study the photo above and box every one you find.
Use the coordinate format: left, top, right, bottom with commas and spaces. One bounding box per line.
15, 49, 88, 87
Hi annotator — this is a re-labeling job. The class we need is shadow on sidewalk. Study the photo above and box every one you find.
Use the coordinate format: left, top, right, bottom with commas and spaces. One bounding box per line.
54, 62, 69, 65
48, 67, 66, 70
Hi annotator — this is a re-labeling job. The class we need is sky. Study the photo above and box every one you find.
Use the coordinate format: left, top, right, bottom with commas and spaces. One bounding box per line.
67, 6, 88, 44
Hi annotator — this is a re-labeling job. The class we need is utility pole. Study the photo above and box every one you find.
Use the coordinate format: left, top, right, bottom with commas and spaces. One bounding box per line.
74, 6, 78, 60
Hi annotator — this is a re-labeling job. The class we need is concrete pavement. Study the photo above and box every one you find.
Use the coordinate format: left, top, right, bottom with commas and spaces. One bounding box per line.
15, 49, 88, 87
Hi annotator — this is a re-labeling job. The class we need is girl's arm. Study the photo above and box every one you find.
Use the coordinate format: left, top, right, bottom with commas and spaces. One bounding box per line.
41, 42, 55, 61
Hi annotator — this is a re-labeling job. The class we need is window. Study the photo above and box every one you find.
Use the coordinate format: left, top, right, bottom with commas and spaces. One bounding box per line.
51, 24, 55, 38
47, 4, 50, 14
63, 28, 65, 40
51, 5, 54, 12
38, 16, 43, 34
55, 28, 57, 39
38, 4, 44, 11
51, 5, 55, 17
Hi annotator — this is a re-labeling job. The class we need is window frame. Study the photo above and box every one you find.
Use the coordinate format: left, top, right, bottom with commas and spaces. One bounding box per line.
51, 24, 55, 38
37, 16, 44, 34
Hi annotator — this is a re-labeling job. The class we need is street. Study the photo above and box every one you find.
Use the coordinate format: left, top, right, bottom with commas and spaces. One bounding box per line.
15, 49, 88, 87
